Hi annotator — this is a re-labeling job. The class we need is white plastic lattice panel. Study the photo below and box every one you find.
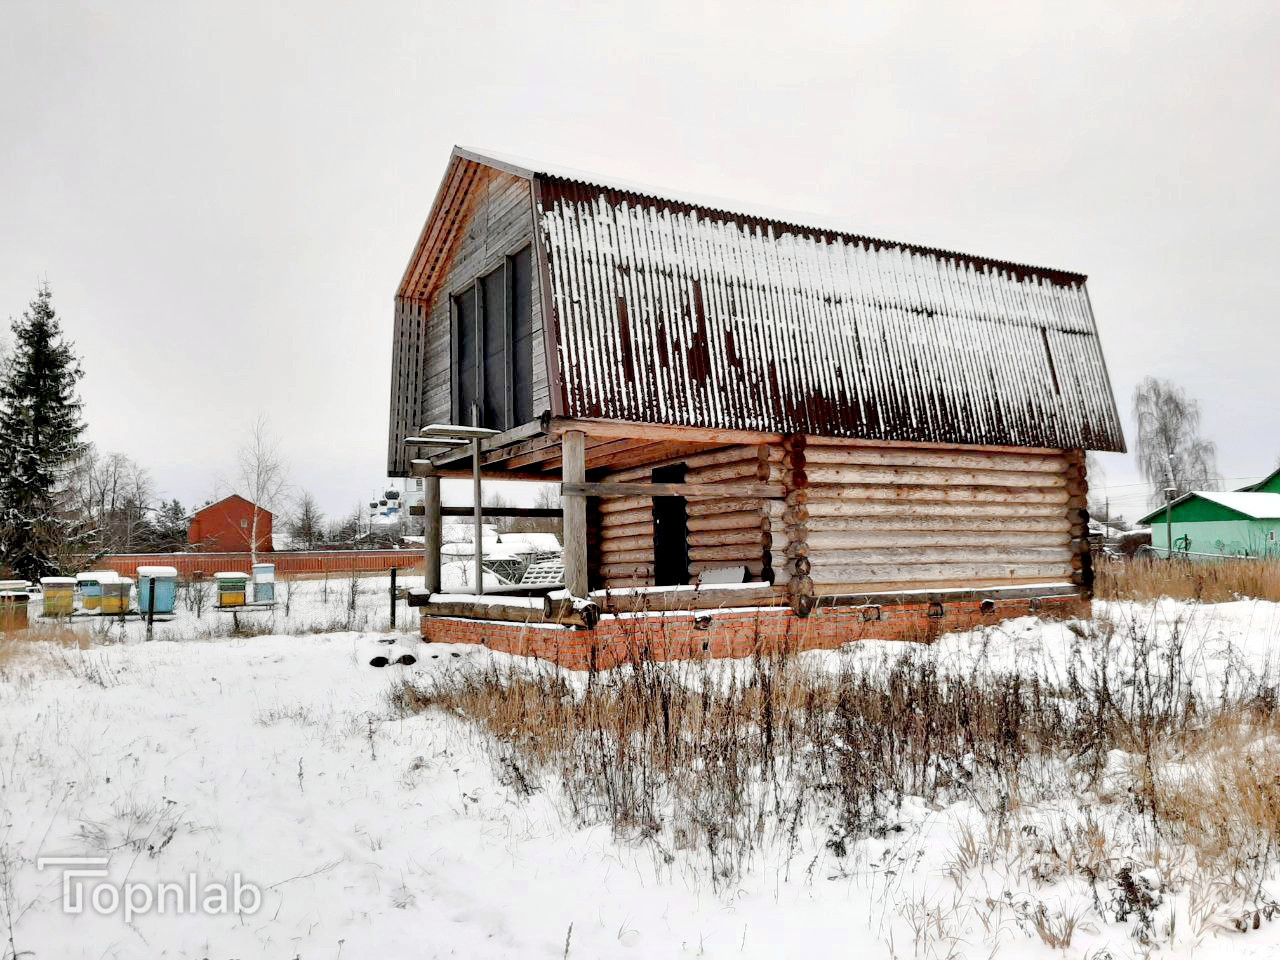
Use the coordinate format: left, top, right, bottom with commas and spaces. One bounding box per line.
520, 559, 565, 586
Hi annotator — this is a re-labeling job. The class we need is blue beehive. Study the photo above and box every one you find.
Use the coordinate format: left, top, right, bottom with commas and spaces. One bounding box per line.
136, 566, 179, 615
251, 563, 275, 604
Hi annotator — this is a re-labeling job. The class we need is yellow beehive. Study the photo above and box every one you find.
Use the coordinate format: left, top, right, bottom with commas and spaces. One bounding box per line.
215, 573, 249, 608
40, 577, 77, 617
100, 579, 133, 615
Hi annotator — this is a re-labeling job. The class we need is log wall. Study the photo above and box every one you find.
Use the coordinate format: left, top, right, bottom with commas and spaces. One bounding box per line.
594, 444, 775, 590
588, 435, 1090, 607
784, 438, 1085, 602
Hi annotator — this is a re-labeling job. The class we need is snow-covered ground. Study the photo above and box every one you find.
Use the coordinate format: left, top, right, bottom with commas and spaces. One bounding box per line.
2, 598, 1280, 958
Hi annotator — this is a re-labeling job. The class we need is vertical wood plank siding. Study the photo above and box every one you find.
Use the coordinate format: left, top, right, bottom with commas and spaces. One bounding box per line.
535, 178, 1124, 453
388, 160, 548, 474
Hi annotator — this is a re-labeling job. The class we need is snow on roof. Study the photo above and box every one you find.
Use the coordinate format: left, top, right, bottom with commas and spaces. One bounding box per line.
1141, 491, 1280, 523
497, 532, 561, 552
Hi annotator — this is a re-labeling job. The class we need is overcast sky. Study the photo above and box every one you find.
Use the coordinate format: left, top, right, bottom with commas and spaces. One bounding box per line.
2, 1, 1277, 521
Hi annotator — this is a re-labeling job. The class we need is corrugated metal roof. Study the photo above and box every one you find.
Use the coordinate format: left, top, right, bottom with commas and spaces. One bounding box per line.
534, 175, 1125, 451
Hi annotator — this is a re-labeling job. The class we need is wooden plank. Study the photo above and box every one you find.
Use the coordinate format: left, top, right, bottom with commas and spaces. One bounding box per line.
601, 562, 656, 579
598, 497, 652, 515
562, 431, 587, 597
597, 547, 654, 564
563, 481, 783, 498
688, 544, 766, 562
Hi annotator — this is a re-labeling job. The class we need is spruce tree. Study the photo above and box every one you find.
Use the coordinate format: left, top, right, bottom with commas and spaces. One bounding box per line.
0, 285, 86, 580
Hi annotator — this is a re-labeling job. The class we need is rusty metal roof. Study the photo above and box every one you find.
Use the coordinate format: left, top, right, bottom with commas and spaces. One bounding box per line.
533, 174, 1125, 452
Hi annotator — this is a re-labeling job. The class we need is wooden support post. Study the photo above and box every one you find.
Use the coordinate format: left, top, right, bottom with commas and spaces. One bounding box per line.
424, 475, 442, 595
472, 438, 483, 594
562, 430, 588, 599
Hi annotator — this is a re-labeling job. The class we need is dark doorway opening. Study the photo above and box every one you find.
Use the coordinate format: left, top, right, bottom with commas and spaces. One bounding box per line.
652, 464, 689, 587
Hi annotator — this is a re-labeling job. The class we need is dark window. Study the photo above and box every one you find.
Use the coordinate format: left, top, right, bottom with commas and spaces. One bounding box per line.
481, 267, 507, 428
652, 464, 689, 586
452, 247, 535, 431
453, 288, 479, 425
510, 247, 534, 425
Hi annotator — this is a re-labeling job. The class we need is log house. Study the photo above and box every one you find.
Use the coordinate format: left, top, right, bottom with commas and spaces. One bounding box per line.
390, 148, 1123, 653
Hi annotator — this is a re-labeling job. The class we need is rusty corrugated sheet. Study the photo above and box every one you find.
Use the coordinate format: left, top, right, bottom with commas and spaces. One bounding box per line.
536, 177, 1125, 452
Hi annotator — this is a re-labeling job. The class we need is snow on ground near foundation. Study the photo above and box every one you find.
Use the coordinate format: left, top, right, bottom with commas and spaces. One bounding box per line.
3, 599, 1280, 957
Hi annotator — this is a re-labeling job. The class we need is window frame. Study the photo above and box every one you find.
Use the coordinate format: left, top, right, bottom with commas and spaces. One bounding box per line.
449, 242, 534, 431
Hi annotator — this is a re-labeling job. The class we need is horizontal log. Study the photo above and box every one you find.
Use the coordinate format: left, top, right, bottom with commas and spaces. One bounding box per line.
685, 459, 776, 485
688, 528, 767, 547
599, 520, 654, 540
689, 544, 766, 562
564, 481, 784, 499
806, 498, 1067, 519
812, 578, 1079, 598
597, 533, 653, 552
605, 578, 653, 589
805, 465, 1066, 489
413, 596, 597, 628
804, 515, 1071, 534
802, 434, 1064, 457
810, 546, 1074, 565
808, 583, 1080, 599
687, 510, 769, 532
601, 563, 656, 579
801, 447, 1067, 474
689, 559, 765, 577
802, 486, 1069, 505
806, 531, 1071, 550
809, 562, 1073, 585
551, 417, 783, 446
598, 547, 654, 564
599, 508, 653, 528
598, 496, 651, 514
594, 584, 785, 613
687, 497, 767, 517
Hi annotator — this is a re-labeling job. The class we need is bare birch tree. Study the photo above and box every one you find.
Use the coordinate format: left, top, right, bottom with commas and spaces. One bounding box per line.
234, 415, 289, 563
1132, 376, 1222, 508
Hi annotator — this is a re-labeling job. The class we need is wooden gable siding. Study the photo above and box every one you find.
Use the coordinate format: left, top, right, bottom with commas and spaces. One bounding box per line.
388, 161, 549, 475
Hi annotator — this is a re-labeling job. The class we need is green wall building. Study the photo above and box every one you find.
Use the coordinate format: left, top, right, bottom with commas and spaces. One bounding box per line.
1140, 468, 1280, 558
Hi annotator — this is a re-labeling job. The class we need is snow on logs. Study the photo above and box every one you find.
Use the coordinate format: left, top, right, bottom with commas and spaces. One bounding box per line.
409, 591, 600, 628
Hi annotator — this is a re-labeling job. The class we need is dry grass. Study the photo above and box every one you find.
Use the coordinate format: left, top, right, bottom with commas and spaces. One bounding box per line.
1096, 555, 1280, 603
392, 611, 1280, 943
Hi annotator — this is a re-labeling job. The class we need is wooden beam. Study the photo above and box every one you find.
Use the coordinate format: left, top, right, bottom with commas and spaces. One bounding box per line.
561, 481, 784, 498
440, 506, 562, 518
549, 417, 782, 446
424, 476, 441, 594
562, 431, 588, 597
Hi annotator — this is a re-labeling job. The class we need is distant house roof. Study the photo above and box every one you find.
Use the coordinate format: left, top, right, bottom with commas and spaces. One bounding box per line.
398, 147, 1125, 453
1240, 467, 1280, 494
1139, 491, 1280, 525
193, 494, 273, 519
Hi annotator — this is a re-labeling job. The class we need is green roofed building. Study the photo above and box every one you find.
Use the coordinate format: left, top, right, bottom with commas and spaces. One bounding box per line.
1139, 487, 1280, 558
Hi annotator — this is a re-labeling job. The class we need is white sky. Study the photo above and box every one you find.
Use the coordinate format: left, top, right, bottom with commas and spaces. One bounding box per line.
2, 1, 1277, 522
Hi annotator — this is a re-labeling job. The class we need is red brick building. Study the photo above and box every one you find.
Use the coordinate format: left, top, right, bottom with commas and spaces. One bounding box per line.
188, 495, 273, 553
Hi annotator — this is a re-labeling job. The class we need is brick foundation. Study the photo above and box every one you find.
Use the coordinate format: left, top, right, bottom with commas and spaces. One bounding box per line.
419, 594, 1090, 670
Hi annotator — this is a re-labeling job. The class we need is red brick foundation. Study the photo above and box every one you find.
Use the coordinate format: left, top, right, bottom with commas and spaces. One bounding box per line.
419, 594, 1090, 670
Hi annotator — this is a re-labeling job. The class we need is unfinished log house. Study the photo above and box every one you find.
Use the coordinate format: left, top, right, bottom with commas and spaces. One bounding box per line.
389, 147, 1124, 662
